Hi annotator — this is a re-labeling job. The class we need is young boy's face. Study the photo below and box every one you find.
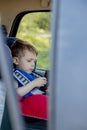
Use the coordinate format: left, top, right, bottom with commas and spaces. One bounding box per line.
13, 50, 37, 73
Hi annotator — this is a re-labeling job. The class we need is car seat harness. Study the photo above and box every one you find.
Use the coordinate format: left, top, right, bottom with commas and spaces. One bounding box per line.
13, 69, 44, 96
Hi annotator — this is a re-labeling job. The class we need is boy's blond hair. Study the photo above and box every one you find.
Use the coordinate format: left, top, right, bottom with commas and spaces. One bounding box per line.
10, 39, 38, 57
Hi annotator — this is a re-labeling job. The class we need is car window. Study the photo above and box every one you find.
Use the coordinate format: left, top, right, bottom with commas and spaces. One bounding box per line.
16, 12, 51, 70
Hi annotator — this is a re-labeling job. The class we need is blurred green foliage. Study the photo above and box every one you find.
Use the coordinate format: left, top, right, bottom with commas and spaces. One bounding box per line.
17, 12, 51, 69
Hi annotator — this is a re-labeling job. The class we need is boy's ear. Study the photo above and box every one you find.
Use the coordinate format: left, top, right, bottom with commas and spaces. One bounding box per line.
13, 57, 19, 65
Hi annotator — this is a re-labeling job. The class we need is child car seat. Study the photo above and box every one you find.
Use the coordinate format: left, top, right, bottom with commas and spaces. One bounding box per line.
3, 36, 47, 130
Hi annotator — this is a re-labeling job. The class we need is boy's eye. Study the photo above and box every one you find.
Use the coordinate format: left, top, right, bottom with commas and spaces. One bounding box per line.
27, 60, 31, 62
27, 59, 37, 63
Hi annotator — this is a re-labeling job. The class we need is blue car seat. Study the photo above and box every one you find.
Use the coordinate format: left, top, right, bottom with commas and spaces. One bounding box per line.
1, 36, 47, 130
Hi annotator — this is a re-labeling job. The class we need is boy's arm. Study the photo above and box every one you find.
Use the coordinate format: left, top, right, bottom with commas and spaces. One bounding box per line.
15, 81, 35, 96
15, 77, 47, 96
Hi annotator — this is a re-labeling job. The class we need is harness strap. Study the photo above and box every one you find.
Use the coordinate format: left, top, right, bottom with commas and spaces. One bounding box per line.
13, 70, 30, 86
13, 69, 44, 95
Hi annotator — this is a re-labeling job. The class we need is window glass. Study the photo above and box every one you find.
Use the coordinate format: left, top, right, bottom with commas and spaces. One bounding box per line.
17, 12, 51, 70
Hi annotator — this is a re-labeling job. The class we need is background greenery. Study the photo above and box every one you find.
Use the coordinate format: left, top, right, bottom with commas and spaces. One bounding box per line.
17, 12, 51, 69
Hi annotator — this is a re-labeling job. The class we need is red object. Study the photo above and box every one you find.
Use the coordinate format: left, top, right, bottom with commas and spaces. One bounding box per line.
19, 94, 48, 120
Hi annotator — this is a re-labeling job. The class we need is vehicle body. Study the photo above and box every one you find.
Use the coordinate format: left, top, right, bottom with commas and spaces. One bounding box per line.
1, 0, 87, 130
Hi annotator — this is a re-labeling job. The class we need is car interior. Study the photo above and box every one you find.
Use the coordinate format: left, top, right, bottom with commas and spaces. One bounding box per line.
1, 0, 87, 130
0, 0, 51, 130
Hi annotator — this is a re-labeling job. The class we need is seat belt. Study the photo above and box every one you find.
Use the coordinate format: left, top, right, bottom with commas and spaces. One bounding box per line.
13, 70, 44, 95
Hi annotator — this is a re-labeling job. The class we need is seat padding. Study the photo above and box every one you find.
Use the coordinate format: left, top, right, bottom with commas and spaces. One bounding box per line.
6, 37, 17, 48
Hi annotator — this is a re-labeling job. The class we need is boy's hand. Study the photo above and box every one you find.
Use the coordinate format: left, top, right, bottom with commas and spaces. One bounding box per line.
32, 77, 47, 87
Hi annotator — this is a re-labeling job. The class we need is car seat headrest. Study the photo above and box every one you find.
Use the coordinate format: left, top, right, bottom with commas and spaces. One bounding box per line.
6, 37, 17, 48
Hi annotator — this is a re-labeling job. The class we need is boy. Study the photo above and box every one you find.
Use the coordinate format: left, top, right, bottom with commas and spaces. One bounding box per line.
10, 39, 48, 120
